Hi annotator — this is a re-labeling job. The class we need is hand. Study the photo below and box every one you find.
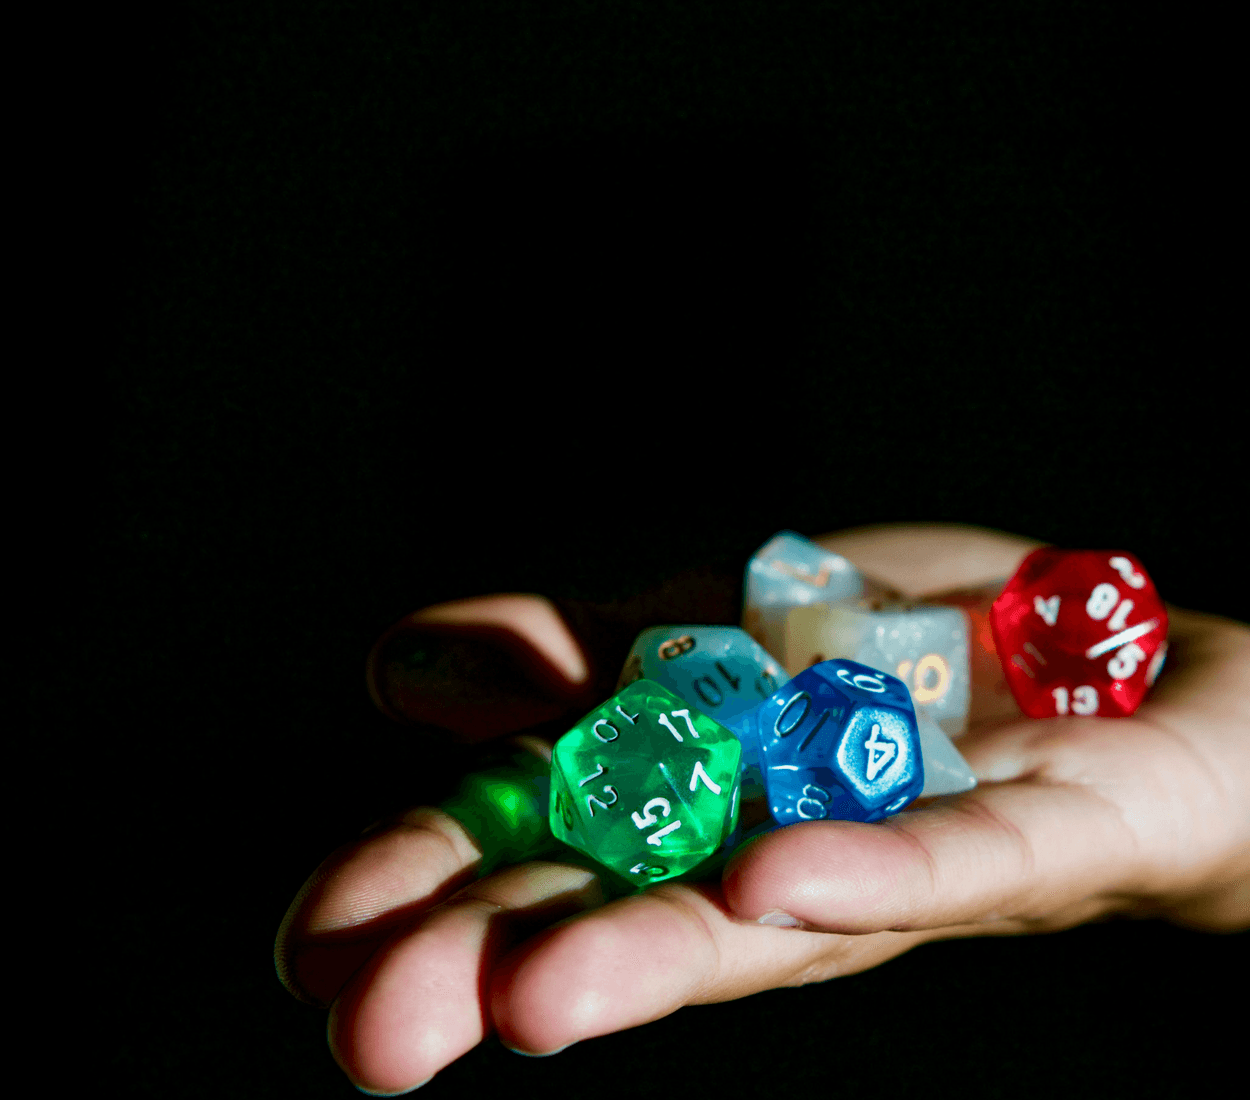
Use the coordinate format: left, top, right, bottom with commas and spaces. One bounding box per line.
274, 525, 1250, 1095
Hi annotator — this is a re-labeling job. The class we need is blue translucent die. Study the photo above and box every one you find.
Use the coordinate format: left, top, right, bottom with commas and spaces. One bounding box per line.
785, 603, 971, 738
742, 531, 863, 669
617, 625, 785, 796
737, 658, 924, 825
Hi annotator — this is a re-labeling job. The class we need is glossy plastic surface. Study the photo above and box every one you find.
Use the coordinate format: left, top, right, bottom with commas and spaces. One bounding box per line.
617, 624, 783, 795
990, 548, 1168, 718
784, 602, 972, 738
549, 680, 742, 884
735, 659, 924, 826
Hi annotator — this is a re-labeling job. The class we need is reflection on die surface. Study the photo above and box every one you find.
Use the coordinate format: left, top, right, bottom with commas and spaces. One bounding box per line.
784, 602, 972, 738
549, 680, 742, 885
991, 549, 1169, 719
733, 659, 925, 827
617, 625, 784, 787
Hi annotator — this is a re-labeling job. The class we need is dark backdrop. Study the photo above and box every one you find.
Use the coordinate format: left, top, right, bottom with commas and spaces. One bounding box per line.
67, 2, 1244, 1096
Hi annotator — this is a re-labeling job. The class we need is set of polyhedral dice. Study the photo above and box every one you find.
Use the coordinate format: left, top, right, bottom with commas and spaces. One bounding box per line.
547, 531, 1169, 887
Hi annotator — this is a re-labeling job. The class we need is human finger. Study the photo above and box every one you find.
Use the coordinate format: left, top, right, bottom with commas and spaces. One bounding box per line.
366, 594, 594, 740
329, 861, 603, 1095
721, 774, 1150, 936
275, 807, 484, 1007
486, 878, 936, 1056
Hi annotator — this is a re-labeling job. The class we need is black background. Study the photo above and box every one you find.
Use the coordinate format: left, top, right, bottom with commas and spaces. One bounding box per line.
64, 1, 1246, 1095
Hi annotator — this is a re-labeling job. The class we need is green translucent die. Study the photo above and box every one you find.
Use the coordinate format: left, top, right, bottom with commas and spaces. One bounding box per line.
550, 680, 742, 885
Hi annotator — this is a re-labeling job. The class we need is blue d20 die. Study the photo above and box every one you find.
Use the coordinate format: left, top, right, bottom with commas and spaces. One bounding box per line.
743, 658, 924, 825
616, 625, 784, 795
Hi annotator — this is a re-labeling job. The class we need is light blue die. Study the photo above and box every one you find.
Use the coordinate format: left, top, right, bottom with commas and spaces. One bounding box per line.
742, 531, 864, 667
617, 625, 784, 797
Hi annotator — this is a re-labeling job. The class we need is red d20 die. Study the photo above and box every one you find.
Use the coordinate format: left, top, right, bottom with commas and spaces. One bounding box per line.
990, 549, 1168, 718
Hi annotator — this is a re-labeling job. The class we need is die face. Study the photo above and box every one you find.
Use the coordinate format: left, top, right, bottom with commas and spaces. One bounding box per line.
616, 625, 784, 771
742, 531, 864, 664
784, 604, 972, 737
990, 549, 1169, 718
746, 659, 923, 824
549, 680, 742, 884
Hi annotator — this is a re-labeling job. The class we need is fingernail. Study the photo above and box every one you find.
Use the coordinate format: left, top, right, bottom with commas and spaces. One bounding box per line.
354, 1079, 431, 1096
757, 909, 801, 927
505, 1042, 577, 1057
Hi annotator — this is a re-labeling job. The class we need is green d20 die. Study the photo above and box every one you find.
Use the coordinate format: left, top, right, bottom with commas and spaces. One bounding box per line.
550, 680, 742, 885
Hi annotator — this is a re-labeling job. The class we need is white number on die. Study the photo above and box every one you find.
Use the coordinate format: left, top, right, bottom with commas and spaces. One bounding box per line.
1053, 686, 1099, 716
646, 820, 682, 846
657, 709, 700, 742
1109, 556, 1147, 589
1108, 642, 1148, 680
1072, 686, 1099, 714
585, 785, 619, 816
632, 798, 671, 829
688, 760, 722, 795
1034, 595, 1061, 626
1107, 598, 1135, 632
1086, 583, 1119, 621
836, 668, 887, 693
796, 784, 832, 819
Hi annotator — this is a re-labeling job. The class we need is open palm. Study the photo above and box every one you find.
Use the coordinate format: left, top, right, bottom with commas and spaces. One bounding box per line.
275, 526, 1250, 1096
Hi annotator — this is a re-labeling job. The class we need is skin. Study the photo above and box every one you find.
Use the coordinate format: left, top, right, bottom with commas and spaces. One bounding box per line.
274, 524, 1250, 1096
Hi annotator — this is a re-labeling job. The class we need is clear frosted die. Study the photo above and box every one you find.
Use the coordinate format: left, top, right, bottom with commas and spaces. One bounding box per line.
785, 603, 971, 738
916, 715, 977, 797
742, 531, 863, 665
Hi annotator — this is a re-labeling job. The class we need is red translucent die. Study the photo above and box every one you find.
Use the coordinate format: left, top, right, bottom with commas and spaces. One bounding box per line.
990, 549, 1168, 718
